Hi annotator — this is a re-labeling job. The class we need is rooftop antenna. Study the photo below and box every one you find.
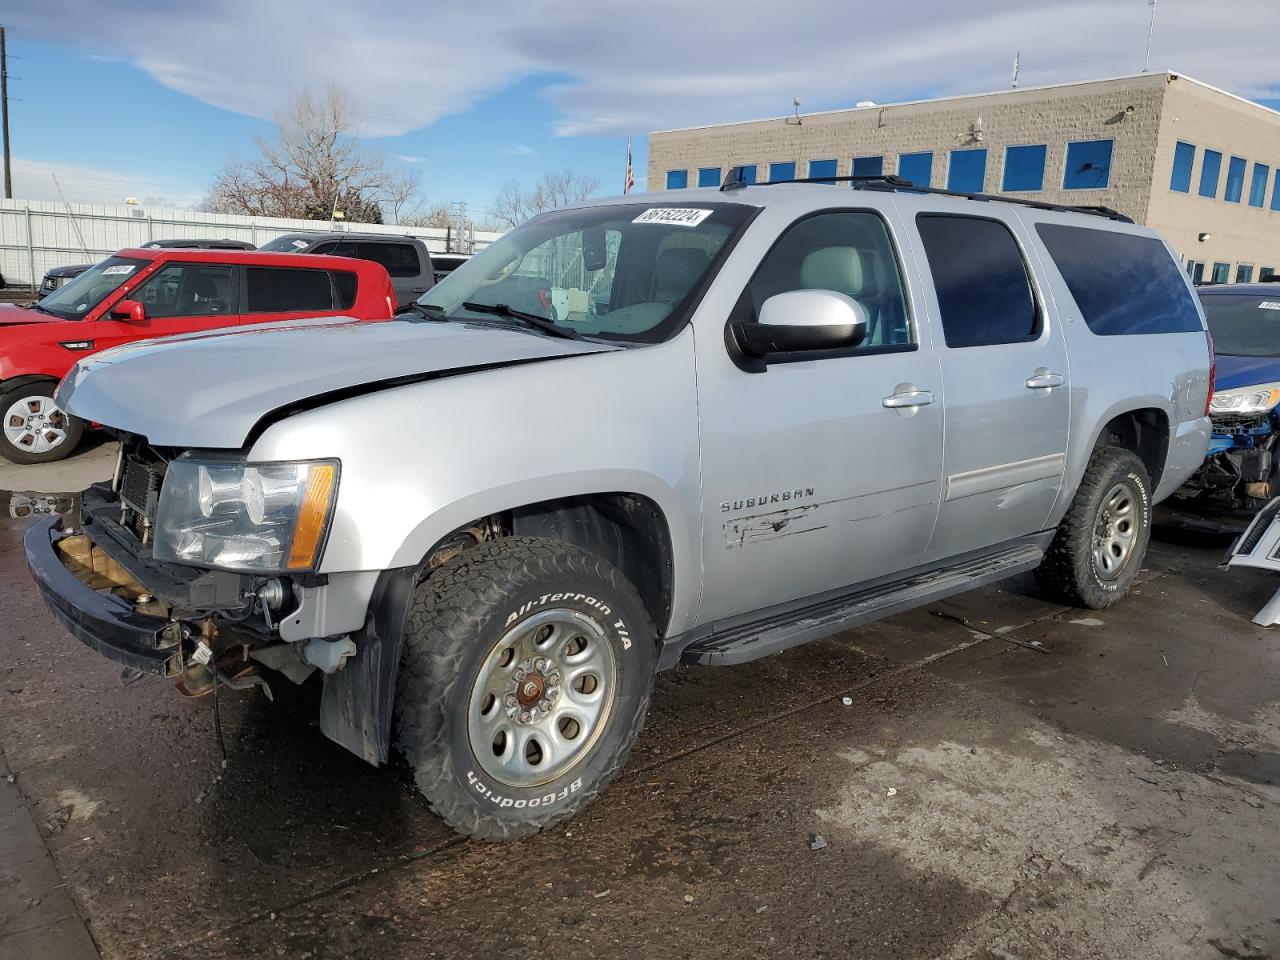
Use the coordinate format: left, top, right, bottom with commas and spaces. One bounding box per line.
786, 97, 802, 126
1011, 51, 1020, 90
1143, 0, 1158, 72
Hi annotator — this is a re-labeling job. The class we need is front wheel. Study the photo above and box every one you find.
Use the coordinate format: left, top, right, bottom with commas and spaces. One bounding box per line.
394, 537, 656, 841
1035, 445, 1152, 609
0, 383, 84, 465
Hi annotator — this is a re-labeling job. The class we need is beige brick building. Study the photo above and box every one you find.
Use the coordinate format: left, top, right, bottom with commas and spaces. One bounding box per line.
647, 72, 1280, 284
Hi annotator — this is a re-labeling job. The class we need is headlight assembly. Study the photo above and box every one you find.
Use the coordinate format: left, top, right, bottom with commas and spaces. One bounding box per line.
153, 458, 339, 573
1209, 381, 1280, 417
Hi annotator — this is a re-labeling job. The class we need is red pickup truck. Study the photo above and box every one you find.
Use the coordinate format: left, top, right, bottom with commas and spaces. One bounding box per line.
1, 248, 397, 464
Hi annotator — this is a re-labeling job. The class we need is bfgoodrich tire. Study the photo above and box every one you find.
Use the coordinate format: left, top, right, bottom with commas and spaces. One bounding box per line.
393, 536, 656, 841
1035, 445, 1152, 609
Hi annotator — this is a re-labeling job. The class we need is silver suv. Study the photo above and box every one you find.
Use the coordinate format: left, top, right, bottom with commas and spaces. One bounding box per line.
26, 179, 1212, 841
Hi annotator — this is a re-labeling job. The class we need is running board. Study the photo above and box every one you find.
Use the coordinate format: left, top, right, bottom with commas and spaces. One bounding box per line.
681, 544, 1045, 666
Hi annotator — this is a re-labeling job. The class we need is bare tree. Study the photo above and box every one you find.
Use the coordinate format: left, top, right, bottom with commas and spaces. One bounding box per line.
382, 169, 424, 225
205, 86, 395, 222
401, 201, 456, 229
490, 171, 600, 228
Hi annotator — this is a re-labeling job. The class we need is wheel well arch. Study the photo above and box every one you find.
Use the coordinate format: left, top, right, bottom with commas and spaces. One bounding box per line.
417, 492, 676, 639
0, 373, 61, 396
1096, 407, 1170, 489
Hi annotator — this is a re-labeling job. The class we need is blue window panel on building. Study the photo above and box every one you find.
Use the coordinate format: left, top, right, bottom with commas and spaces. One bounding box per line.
697, 167, 721, 188
1249, 163, 1270, 207
851, 156, 884, 180
947, 149, 987, 192
1199, 150, 1222, 198
1003, 144, 1047, 192
768, 161, 796, 182
1224, 156, 1247, 203
809, 159, 838, 183
1063, 139, 1113, 189
728, 164, 758, 185
1273, 170, 1280, 211
1170, 141, 1195, 193
898, 152, 933, 188
666, 170, 688, 190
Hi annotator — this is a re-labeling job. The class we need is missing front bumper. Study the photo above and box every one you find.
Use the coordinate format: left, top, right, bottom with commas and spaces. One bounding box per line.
24, 516, 184, 676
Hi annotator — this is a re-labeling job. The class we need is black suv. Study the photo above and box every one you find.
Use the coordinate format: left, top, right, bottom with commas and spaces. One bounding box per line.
257, 233, 435, 307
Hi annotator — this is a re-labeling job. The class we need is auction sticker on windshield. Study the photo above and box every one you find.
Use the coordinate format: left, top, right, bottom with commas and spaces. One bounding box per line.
102, 265, 135, 275
633, 208, 713, 227
1259, 301, 1280, 311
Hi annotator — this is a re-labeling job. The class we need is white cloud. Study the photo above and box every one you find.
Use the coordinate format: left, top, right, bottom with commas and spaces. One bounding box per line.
501, 144, 535, 156
395, 155, 427, 163
9, 0, 1280, 139
11, 157, 205, 208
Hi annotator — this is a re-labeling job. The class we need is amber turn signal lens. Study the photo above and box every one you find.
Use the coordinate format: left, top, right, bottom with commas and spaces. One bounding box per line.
287, 463, 337, 570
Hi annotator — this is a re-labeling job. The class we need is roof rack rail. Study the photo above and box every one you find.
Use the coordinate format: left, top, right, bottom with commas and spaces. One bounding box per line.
719, 169, 1133, 223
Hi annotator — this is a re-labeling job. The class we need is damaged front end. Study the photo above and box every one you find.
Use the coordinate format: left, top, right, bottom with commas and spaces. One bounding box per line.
23, 435, 351, 706
1179, 412, 1278, 510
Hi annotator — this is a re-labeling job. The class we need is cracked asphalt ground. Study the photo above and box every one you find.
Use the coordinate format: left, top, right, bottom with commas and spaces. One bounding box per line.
1, 449, 1278, 959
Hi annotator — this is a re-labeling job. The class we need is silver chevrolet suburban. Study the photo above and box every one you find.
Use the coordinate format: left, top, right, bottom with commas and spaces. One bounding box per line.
25, 176, 1213, 841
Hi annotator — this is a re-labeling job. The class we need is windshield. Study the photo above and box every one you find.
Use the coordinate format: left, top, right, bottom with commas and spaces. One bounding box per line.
420, 202, 754, 343
257, 235, 314, 253
35, 256, 148, 321
1201, 293, 1280, 357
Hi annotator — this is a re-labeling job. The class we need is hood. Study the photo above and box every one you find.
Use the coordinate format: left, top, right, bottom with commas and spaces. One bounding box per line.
0, 303, 63, 326
59, 316, 620, 448
1213, 353, 1280, 392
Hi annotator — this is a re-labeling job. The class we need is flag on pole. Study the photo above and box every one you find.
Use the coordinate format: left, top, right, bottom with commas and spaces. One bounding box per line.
624, 137, 635, 195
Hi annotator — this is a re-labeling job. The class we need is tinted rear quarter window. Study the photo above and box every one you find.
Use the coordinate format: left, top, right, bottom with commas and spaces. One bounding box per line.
916, 214, 1038, 347
246, 267, 335, 312
354, 241, 421, 277
1034, 223, 1202, 335
333, 271, 358, 310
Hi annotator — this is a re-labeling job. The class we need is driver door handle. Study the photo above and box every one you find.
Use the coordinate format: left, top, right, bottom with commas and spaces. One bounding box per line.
1025, 370, 1065, 390
882, 389, 934, 409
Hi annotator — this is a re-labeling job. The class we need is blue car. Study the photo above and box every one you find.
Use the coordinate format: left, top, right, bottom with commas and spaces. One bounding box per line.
1176, 283, 1280, 526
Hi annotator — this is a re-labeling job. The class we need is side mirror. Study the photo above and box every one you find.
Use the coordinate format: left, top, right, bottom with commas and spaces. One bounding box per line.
734, 289, 867, 358
109, 299, 146, 322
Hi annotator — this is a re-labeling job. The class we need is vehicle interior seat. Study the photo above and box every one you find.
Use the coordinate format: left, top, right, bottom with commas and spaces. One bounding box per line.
799, 245, 888, 345
188, 270, 231, 315
652, 247, 711, 304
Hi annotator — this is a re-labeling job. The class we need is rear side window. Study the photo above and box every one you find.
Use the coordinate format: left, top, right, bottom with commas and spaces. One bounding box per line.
246, 267, 334, 312
333, 271, 358, 310
916, 215, 1038, 347
1034, 223, 1202, 335
353, 241, 420, 277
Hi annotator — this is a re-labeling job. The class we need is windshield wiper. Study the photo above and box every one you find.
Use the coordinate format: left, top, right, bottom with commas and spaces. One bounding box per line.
462, 301, 584, 341
396, 302, 448, 320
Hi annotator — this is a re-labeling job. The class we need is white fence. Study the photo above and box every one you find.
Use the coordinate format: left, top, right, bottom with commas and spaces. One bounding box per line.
0, 199, 504, 288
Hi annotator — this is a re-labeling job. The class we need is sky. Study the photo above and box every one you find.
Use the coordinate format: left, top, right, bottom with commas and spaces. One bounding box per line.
3, 0, 1280, 223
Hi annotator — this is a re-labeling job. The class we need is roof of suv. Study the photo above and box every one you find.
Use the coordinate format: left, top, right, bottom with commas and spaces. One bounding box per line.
272, 232, 423, 243
113, 247, 396, 273
577, 182, 1143, 231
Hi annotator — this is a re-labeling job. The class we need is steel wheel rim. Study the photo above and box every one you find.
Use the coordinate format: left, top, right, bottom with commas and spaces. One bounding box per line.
1092, 480, 1139, 580
3, 395, 68, 455
467, 608, 618, 788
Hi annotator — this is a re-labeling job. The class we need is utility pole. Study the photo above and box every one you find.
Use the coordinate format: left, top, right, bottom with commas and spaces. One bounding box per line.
1, 26, 11, 199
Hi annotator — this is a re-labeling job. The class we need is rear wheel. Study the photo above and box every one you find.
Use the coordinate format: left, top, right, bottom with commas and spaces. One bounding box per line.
0, 383, 84, 465
393, 537, 656, 841
1035, 445, 1152, 609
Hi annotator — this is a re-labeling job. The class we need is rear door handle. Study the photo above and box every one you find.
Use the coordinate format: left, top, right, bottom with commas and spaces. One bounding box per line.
1025, 370, 1065, 390
882, 389, 934, 409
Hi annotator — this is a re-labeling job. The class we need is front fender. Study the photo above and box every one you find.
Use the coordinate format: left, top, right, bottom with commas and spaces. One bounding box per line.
249, 332, 704, 635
